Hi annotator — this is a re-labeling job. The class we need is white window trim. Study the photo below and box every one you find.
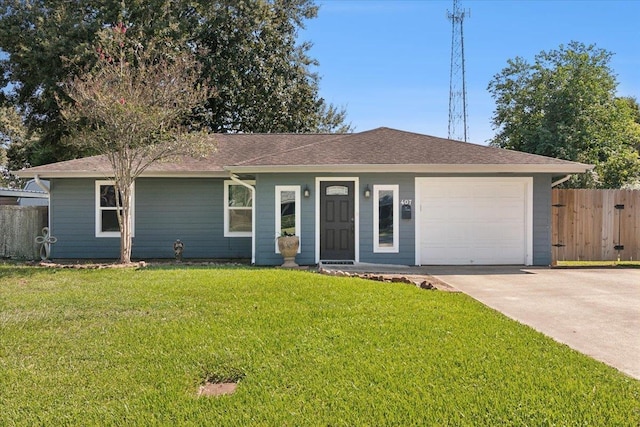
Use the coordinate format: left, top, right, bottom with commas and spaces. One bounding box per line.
373, 185, 399, 253
275, 185, 301, 254
224, 180, 255, 237
95, 180, 135, 238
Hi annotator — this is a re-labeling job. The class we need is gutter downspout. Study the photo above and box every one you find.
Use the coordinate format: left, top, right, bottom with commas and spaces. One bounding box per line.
34, 174, 50, 195
551, 175, 572, 187
230, 173, 256, 265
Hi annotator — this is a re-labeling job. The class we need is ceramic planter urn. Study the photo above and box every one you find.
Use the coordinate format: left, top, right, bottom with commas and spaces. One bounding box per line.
277, 235, 300, 268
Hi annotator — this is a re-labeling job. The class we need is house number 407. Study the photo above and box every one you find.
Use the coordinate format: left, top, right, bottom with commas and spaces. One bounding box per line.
401, 199, 412, 205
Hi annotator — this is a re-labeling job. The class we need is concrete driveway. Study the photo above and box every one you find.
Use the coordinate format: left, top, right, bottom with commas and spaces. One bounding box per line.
426, 266, 640, 380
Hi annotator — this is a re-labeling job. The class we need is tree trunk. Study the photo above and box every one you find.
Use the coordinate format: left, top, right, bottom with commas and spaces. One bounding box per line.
117, 182, 134, 264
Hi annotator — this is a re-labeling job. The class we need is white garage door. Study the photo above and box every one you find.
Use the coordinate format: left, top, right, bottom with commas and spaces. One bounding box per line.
417, 178, 532, 265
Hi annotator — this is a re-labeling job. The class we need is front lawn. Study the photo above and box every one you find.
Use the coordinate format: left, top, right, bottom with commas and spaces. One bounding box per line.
1, 265, 638, 425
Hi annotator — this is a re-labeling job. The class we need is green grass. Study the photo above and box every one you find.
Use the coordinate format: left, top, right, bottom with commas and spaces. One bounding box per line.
556, 260, 640, 268
1, 265, 639, 426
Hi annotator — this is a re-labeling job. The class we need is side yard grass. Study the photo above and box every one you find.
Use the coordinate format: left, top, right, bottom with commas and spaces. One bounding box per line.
556, 260, 640, 268
1, 265, 639, 426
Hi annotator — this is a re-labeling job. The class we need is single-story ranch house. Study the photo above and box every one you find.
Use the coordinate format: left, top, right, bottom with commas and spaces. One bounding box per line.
15, 127, 591, 266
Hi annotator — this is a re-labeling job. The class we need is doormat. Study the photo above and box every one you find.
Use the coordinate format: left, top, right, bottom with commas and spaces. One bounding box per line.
320, 260, 355, 265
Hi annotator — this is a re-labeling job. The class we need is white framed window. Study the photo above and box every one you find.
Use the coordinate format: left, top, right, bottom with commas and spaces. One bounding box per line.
224, 180, 254, 237
275, 185, 301, 253
95, 180, 135, 238
373, 185, 399, 253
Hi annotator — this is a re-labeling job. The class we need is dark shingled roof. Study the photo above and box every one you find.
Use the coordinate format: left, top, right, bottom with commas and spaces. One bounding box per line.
234, 127, 581, 166
15, 127, 590, 177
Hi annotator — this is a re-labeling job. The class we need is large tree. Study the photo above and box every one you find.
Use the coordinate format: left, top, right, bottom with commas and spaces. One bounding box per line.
60, 22, 213, 263
0, 104, 36, 187
488, 41, 640, 188
0, 0, 350, 168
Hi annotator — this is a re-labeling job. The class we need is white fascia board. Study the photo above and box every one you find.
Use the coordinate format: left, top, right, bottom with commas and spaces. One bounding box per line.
14, 170, 230, 179
16, 162, 593, 179
226, 163, 593, 174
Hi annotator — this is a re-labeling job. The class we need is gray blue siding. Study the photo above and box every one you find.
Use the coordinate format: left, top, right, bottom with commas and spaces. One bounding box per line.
254, 173, 417, 266
254, 174, 316, 266
356, 173, 416, 265
49, 178, 250, 260
532, 174, 552, 265
49, 179, 115, 258
49, 173, 554, 266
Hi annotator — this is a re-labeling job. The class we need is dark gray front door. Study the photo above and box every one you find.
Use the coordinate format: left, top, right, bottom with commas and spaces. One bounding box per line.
320, 181, 355, 260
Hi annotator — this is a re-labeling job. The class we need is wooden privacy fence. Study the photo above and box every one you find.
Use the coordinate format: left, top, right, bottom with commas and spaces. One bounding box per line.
552, 189, 640, 263
0, 206, 48, 259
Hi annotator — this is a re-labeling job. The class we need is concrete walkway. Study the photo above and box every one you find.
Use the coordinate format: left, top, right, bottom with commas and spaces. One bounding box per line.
426, 266, 640, 380
319, 263, 640, 380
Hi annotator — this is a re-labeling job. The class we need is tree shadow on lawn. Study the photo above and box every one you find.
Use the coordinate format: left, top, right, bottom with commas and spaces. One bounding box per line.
0, 261, 63, 280
0, 259, 261, 280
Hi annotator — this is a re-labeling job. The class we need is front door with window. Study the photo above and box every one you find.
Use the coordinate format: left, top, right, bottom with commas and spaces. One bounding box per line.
320, 181, 355, 260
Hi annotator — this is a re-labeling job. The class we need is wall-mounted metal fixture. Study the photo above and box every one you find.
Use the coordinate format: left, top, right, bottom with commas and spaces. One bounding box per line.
364, 185, 371, 199
614, 204, 625, 252
303, 185, 310, 198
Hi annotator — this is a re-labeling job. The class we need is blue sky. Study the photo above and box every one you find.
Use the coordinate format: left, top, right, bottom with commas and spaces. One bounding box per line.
301, 0, 640, 144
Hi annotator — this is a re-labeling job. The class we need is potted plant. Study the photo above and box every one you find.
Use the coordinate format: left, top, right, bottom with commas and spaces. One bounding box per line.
277, 231, 300, 268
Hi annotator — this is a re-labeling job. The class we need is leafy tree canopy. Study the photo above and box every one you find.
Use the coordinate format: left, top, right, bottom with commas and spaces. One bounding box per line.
60, 22, 214, 263
0, 0, 350, 168
0, 103, 36, 187
488, 41, 640, 188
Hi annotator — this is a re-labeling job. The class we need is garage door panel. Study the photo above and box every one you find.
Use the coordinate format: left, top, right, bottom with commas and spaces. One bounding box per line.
477, 222, 523, 238
419, 178, 529, 265
426, 203, 471, 220
422, 226, 451, 242
474, 201, 521, 215
474, 226, 505, 241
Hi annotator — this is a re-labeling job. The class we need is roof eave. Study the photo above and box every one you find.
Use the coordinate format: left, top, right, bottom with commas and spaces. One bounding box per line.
225, 163, 593, 174
15, 162, 593, 178
14, 170, 230, 179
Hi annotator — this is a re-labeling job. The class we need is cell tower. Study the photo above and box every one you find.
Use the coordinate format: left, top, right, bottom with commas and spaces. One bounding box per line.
447, 0, 469, 142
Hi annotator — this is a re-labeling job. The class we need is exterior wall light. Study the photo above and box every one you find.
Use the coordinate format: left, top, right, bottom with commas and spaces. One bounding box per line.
303, 185, 310, 198
364, 184, 371, 199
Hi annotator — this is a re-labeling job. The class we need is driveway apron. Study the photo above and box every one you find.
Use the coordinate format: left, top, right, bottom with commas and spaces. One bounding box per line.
426, 267, 640, 380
